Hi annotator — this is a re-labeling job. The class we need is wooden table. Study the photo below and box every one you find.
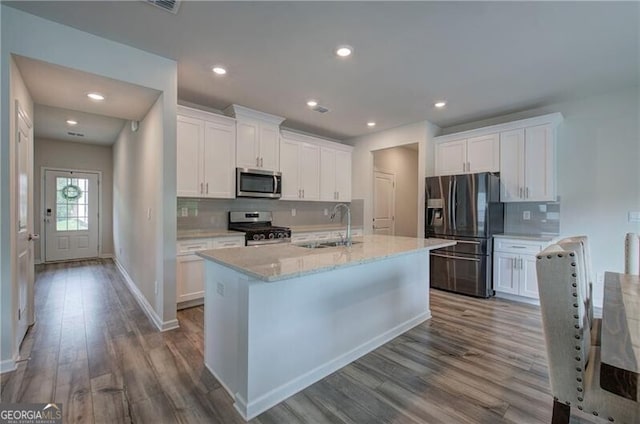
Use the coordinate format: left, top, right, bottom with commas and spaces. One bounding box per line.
601, 271, 640, 401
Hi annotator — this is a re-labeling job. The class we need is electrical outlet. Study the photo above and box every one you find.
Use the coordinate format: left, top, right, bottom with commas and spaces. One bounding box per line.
154, 280, 158, 295
629, 211, 640, 223
181, 207, 188, 217
291, 208, 296, 217
523, 211, 531, 220
216, 282, 225, 297
324, 208, 328, 216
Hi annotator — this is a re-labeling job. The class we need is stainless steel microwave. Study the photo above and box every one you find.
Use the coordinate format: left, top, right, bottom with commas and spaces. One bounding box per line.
236, 168, 282, 199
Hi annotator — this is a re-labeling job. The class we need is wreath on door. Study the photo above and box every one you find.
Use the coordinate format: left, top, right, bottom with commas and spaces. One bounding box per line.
61, 184, 82, 201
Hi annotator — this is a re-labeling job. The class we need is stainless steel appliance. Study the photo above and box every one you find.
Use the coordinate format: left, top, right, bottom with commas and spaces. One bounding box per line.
228, 211, 291, 246
425, 172, 504, 298
236, 168, 282, 199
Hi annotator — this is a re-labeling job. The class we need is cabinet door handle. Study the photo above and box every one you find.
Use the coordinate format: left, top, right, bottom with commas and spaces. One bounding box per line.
519, 187, 523, 199
200, 183, 203, 194
298, 189, 301, 198
520, 258, 524, 269
526, 187, 529, 199
260, 157, 263, 167
302, 189, 305, 198
206, 183, 209, 194
256, 157, 260, 167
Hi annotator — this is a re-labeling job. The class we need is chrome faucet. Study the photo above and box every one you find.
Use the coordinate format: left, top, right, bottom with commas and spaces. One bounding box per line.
330, 203, 351, 246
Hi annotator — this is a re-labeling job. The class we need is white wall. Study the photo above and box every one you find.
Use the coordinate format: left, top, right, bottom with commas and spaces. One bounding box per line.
113, 96, 166, 317
346, 121, 440, 238
373, 146, 419, 237
441, 88, 640, 307
34, 138, 115, 261
1, 5, 178, 367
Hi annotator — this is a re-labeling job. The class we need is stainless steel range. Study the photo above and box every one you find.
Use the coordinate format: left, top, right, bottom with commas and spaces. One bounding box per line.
228, 211, 291, 246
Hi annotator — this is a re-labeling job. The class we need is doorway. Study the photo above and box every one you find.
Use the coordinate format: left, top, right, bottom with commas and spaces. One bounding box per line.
43, 169, 100, 261
373, 170, 396, 235
372, 144, 419, 237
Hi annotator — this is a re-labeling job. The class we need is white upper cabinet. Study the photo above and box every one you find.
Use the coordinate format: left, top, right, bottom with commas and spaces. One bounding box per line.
279, 134, 320, 201
282, 130, 352, 202
434, 113, 562, 203
435, 139, 466, 175
225, 105, 285, 172
434, 134, 499, 176
500, 123, 556, 202
320, 148, 352, 201
177, 106, 236, 198
177, 115, 204, 197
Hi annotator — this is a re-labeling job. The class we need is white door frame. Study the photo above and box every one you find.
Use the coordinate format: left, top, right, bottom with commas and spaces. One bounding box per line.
373, 168, 396, 235
40, 166, 103, 262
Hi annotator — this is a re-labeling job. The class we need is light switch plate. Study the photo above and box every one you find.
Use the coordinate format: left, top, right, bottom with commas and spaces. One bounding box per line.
291, 208, 297, 217
181, 207, 188, 217
523, 211, 531, 220
324, 208, 328, 216
628, 211, 640, 223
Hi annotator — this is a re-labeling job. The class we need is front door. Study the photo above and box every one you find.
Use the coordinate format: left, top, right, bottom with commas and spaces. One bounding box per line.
373, 170, 395, 235
15, 102, 33, 347
44, 170, 99, 261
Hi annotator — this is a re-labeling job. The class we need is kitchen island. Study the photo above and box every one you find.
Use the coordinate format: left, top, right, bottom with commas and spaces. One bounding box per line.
197, 235, 455, 420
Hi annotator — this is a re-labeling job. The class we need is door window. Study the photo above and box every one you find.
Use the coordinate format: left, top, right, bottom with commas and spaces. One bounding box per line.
56, 177, 89, 231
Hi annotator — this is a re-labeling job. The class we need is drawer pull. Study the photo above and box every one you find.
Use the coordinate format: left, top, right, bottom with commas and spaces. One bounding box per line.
510, 246, 527, 249
431, 253, 481, 262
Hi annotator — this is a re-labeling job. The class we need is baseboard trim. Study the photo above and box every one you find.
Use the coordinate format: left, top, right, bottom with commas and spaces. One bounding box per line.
99, 253, 114, 259
236, 311, 431, 420
0, 354, 18, 374
34, 259, 43, 265
113, 258, 179, 332
495, 292, 540, 306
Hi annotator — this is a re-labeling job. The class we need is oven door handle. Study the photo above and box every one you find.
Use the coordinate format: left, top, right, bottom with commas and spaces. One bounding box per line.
273, 175, 279, 195
431, 252, 481, 262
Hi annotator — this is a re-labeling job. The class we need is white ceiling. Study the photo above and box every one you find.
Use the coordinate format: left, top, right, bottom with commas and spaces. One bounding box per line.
34, 104, 125, 145
14, 55, 160, 145
7, 1, 639, 140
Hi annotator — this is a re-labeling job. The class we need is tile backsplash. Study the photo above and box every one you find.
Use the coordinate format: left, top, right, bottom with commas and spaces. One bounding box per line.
177, 198, 364, 231
504, 200, 560, 235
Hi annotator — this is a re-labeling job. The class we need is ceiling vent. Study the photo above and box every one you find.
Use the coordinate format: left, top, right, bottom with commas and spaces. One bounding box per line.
67, 132, 85, 137
144, 0, 181, 14
311, 104, 330, 114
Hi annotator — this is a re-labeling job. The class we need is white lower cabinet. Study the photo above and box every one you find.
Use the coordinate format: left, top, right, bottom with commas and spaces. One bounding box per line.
176, 236, 244, 307
493, 237, 548, 301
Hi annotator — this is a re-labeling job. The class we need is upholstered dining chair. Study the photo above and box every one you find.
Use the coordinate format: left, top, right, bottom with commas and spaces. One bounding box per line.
536, 241, 639, 424
555, 236, 601, 347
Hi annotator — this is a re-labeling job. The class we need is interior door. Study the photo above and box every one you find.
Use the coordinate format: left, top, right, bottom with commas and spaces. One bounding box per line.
44, 170, 99, 261
15, 103, 34, 347
373, 170, 395, 235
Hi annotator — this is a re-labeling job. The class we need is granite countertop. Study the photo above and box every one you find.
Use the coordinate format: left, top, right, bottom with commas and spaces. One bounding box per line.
494, 233, 560, 242
177, 229, 245, 240
197, 235, 455, 282
288, 224, 364, 233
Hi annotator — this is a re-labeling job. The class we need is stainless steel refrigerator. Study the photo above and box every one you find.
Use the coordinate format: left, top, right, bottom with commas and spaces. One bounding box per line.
425, 172, 504, 298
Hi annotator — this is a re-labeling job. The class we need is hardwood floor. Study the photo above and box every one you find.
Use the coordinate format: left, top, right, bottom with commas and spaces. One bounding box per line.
1, 259, 605, 423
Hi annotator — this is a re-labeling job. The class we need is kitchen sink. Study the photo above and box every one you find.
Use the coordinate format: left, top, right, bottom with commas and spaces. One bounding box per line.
297, 241, 362, 249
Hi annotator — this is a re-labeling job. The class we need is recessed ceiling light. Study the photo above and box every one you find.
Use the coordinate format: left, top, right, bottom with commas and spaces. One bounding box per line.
87, 93, 105, 101
306, 100, 318, 107
335, 45, 353, 57
66, 119, 78, 126
434, 101, 447, 108
367, 122, 376, 127
212, 66, 227, 75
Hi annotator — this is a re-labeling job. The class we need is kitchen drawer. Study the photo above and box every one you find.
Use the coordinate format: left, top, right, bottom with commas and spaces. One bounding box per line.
292, 233, 316, 243
314, 231, 333, 241
494, 238, 545, 255
177, 240, 211, 255
212, 237, 245, 249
